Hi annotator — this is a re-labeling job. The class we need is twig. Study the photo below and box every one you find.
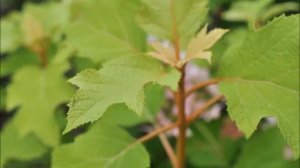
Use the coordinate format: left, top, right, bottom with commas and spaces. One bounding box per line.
137, 95, 224, 144
185, 79, 220, 97
137, 123, 178, 143
158, 133, 178, 168
175, 66, 186, 168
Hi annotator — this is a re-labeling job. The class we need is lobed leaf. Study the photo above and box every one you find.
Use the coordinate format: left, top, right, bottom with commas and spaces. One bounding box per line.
218, 14, 299, 158
64, 55, 180, 133
7, 63, 73, 146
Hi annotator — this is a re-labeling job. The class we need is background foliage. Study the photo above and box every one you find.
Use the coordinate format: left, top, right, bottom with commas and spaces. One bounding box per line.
0, 0, 299, 167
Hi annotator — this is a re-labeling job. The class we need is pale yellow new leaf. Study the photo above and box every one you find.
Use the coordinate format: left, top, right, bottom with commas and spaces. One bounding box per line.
179, 25, 228, 67
148, 42, 177, 66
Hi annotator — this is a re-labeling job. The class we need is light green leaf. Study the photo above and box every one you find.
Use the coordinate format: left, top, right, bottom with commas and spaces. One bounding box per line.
1, 2, 69, 54
137, 0, 208, 46
53, 45, 75, 64
20, 2, 69, 47
7, 63, 73, 146
64, 55, 180, 133
65, 0, 146, 63
0, 121, 47, 167
0, 13, 22, 53
52, 119, 150, 168
218, 15, 299, 158
235, 128, 299, 168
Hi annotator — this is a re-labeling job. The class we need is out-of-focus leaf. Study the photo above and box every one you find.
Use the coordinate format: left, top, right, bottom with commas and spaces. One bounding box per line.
260, 2, 300, 23
0, 13, 22, 53
235, 128, 299, 168
0, 2, 69, 54
223, 0, 273, 22
0, 48, 39, 77
52, 119, 150, 168
0, 87, 6, 110
65, 0, 146, 63
7, 62, 73, 146
22, 2, 70, 43
53, 45, 75, 64
71, 57, 96, 72
210, 28, 247, 74
0, 121, 47, 168
187, 120, 242, 167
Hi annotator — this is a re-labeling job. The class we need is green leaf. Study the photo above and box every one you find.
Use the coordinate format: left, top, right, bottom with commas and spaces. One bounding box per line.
0, 48, 39, 77
64, 55, 180, 133
223, 0, 273, 22
71, 57, 96, 72
52, 119, 150, 168
235, 128, 299, 168
101, 104, 148, 127
65, 0, 146, 63
0, 87, 6, 110
218, 15, 299, 158
7, 63, 73, 146
137, 0, 208, 46
210, 28, 247, 75
187, 120, 241, 167
144, 84, 165, 115
0, 121, 47, 167
102, 84, 166, 126
260, 2, 299, 23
